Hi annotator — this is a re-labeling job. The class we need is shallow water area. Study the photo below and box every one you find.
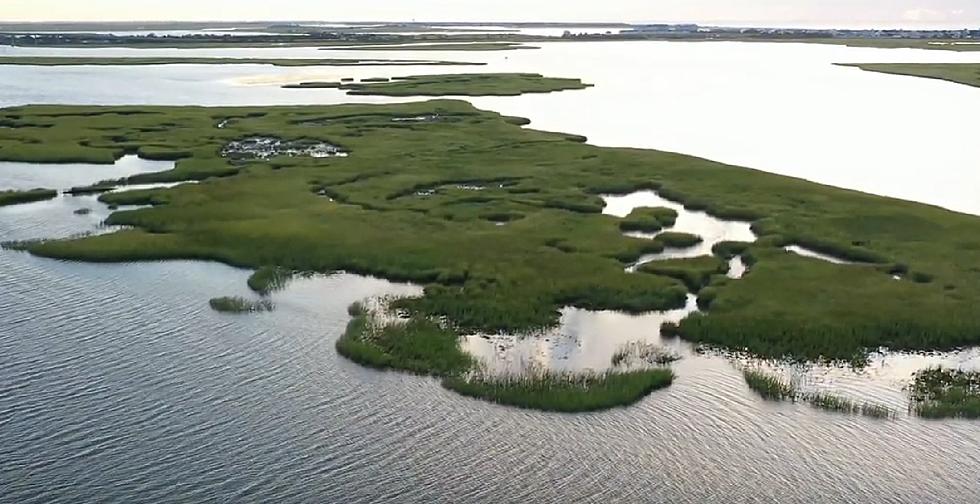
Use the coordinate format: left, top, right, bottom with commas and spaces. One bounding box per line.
463, 295, 698, 375
601, 190, 757, 267
0, 154, 174, 191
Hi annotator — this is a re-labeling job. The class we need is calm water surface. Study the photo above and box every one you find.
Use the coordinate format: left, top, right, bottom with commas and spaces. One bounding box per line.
1, 40, 978, 213
2, 42, 980, 503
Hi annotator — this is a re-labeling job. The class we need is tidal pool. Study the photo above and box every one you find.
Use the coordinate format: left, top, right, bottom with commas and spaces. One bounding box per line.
601, 189, 756, 269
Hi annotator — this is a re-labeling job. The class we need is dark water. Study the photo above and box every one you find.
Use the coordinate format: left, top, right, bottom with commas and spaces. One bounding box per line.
2, 160, 980, 503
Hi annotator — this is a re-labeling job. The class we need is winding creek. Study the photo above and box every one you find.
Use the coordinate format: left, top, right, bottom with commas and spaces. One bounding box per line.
2, 40, 980, 503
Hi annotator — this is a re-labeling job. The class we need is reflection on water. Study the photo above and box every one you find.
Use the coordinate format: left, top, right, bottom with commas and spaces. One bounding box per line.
0, 155, 174, 192
464, 189, 755, 376
785, 244, 855, 264
601, 189, 757, 267
463, 295, 698, 374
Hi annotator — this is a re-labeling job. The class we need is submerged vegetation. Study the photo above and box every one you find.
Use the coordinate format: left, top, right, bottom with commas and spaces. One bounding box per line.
805, 393, 896, 419
743, 369, 896, 418
611, 342, 681, 367
840, 63, 980, 89
909, 367, 980, 419
1, 99, 979, 368
286, 73, 593, 97
0, 188, 57, 207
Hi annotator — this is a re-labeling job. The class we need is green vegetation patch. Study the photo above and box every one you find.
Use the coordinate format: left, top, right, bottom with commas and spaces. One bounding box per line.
619, 206, 677, 232
909, 367, 980, 419
0, 188, 57, 206
2, 100, 979, 364
247, 266, 293, 295
336, 302, 473, 376
209, 296, 274, 313
638, 255, 728, 292
443, 368, 674, 412
655, 231, 703, 249
839, 63, 980, 88
743, 369, 796, 400
338, 73, 592, 96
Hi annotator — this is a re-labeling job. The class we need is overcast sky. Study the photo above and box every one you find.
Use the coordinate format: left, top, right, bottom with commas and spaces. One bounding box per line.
3, 0, 979, 28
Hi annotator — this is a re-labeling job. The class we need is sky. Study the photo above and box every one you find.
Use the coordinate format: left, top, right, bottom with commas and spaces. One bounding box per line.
2, 0, 979, 28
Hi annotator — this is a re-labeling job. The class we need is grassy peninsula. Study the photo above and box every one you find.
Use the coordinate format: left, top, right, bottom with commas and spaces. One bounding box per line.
0, 56, 478, 67
839, 63, 980, 89
0, 188, 58, 207
338, 301, 674, 411
285, 73, 592, 96
3, 100, 980, 371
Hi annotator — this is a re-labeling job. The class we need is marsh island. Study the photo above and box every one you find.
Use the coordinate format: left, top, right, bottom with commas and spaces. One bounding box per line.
3, 97, 980, 412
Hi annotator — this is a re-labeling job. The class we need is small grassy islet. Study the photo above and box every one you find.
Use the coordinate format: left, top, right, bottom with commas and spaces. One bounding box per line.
209, 296, 274, 313
282, 73, 593, 97
618, 206, 677, 232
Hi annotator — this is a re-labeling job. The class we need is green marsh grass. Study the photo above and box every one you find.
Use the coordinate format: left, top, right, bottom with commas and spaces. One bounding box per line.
336, 302, 473, 376
909, 367, 980, 419
805, 392, 896, 419
209, 296, 274, 313
247, 266, 293, 295
4, 100, 980, 365
0, 188, 57, 206
743, 369, 796, 401
638, 255, 728, 292
655, 231, 703, 249
840, 63, 980, 89
619, 206, 677, 233
443, 367, 674, 412
341, 73, 592, 97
